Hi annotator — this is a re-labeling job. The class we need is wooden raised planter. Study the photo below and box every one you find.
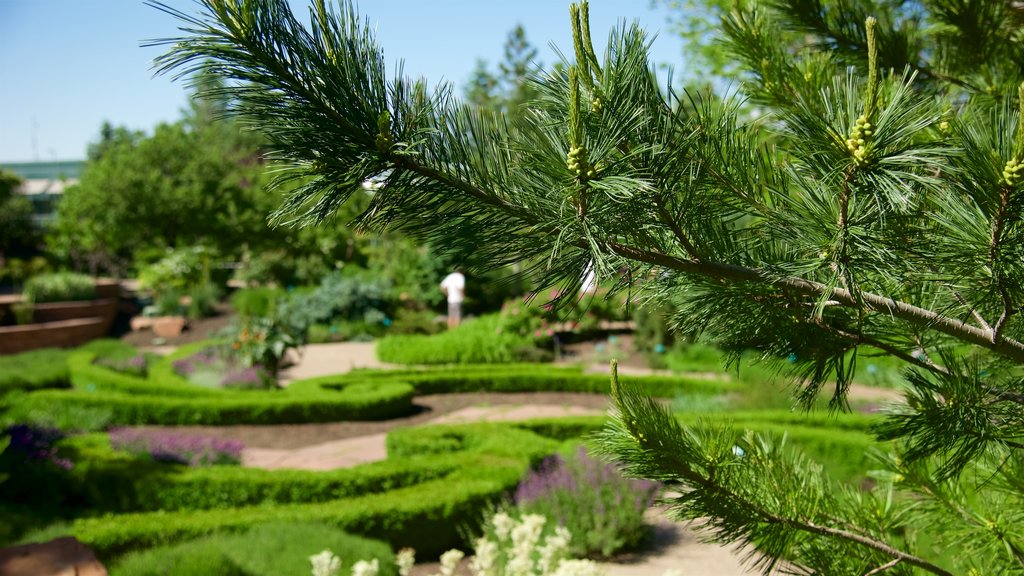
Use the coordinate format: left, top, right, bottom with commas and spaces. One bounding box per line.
0, 281, 122, 355
0, 318, 112, 355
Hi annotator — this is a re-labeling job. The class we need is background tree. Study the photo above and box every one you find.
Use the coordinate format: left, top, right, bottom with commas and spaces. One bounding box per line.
0, 170, 38, 262
153, 0, 1024, 572
465, 24, 541, 119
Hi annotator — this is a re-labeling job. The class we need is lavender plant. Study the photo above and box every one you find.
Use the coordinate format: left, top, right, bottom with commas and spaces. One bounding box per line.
94, 353, 150, 378
109, 428, 243, 466
515, 447, 659, 558
172, 345, 275, 389
1, 424, 73, 470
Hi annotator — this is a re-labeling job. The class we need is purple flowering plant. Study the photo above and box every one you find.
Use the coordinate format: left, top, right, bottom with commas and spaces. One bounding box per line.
2, 424, 73, 470
514, 446, 660, 559
94, 353, 150, 378
172, 346, 274, 389
109, 428, 243, 466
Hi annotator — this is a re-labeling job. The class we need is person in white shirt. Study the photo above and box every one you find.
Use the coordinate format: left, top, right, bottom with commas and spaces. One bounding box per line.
440, 269, 466, 328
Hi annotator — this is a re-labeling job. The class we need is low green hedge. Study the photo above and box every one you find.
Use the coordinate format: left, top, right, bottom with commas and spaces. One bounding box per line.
14, 413, 886, 561
23, 272, 96, 303
57, 434, 468, 513
15, 382, 414, 426
40, 424, 560, 560
8, 346, 416, 425
0, 348, 71, 396
342, 363, 736, 397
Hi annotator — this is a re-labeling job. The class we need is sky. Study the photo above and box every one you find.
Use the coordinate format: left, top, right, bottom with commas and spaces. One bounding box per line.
0, 0, 686, 163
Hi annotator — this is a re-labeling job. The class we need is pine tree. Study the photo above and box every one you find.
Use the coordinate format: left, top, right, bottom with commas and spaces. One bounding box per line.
150, 0, 1024, 572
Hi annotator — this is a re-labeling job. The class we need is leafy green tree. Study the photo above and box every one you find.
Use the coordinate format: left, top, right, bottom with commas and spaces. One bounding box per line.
465, 25, 541, 118
154, 0, 1024, 572
0, 170, 39, 261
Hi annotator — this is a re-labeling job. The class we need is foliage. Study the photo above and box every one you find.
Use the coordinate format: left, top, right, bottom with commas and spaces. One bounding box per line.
276, 270, 391, 342
48, 89, 269, 275
0, 425, 74, 506
465, 511, 599, 576
514, 447, 659, 559
0, 170, 39, 261
108, 428, 243, 466
138, 245, 219, 293
23, 272, 96, 303
230, 287, 286, 318
376, 314, 547, 365
94, 354, 151, 378
225, 315, 300, 375
112, 522, 397, 576
466, 25, 542, 120
387, 308, 444, 336
0, 348, 71, 396
172, 345, 272, 389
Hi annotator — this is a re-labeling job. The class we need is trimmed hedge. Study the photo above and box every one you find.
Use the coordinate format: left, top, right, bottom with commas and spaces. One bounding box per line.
15, 382, 414, 426
0, 348, 71, 396
43, 424, 560, 560
14, 413, 886, 562
16, 356, 732, 426
10, 346, 415, 425
341, 363, 737, 397
57, 433, 469, 513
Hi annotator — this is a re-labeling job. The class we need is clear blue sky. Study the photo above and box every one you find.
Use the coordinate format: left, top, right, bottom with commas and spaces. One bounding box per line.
0, 1, 685, 163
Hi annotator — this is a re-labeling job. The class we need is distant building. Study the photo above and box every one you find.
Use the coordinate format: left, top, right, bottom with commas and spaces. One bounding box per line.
0, 160, 84, 226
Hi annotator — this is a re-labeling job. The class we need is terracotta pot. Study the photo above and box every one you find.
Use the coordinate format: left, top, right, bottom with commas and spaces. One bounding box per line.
152, 316, 187, 338
129, 316, 155, 332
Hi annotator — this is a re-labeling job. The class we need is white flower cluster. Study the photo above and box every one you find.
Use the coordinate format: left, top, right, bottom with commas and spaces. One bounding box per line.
397, 548, 416, 576
310, 549, 342, 576
308, 549, 379, 576
466, 511, 602, 576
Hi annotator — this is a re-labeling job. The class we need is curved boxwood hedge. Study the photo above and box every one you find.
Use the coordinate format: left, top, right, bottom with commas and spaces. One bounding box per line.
15, 352, 733, 426
33, 423, 561, 560
18, 413, 884, 563
0, 348, 72, 396
340, 363, 737, 397
13, 347, 415, 425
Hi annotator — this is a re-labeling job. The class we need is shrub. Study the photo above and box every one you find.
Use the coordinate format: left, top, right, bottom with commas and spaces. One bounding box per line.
230, 287, 286, 318
186, 281, 223, 319
94, 354, 150, 378
172, 344, 276, 389
467, 511, 604, 576
514, 447, 659, 558
109, 428, 243, 466
276, 270, 391, 342
137, 245, 219, 294
0, 348, 71, 396
0, 424, 74, 506
22, 272, 96, 303
388, 308, 444, 336
112, 522, 397, 576
376, 315, 544, 365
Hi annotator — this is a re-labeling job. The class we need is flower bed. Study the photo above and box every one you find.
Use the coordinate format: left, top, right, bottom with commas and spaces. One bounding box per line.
109, 428, 243, 466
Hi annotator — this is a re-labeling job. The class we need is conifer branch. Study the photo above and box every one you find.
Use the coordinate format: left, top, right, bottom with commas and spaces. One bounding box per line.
863, 558, 901, 575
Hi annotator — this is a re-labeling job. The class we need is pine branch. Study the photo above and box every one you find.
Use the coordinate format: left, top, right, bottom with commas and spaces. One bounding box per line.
604, 361, 955, 576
